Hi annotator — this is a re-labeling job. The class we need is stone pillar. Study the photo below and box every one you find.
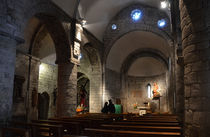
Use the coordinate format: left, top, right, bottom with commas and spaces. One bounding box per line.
0, 35, 17, 123
28, 58, 40, 121
180, 0, 210, 136
56, 62, 77, 117
89, 72, 103, 113
176, 57, 184, 120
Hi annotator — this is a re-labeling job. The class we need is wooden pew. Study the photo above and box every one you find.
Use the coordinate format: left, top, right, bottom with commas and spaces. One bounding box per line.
32, 120, 80, 135
50, 117, 110, 129
0, 127, 28, 137
111, 121, 180, 127
129, 116, 178, 120
85, 128, 181, 137
49, 118, 92, 130
10, 121, 63, 137
122, 119, 179, 123
100, 124, 182, 132
30, 123, 63, 137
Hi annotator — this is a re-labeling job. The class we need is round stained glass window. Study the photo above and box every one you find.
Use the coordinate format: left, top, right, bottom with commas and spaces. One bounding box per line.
111, 24, 117, 30
158, 19, 166, 28
131, 9, 142, 22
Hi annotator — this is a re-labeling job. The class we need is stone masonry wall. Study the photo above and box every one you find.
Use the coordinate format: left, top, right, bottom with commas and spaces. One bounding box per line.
125, 74, 168, 113
104, 68, 121, 103
38, 63, 58, 118
180, 0, 210, 136
0, 35, 17, 123
14, 53, 40, 121
104, 68, 169, 113
13, 53, 29, 119
78, 47, 103, 113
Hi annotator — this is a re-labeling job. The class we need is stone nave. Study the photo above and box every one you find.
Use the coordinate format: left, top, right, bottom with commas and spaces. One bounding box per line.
0, 0, 210, 136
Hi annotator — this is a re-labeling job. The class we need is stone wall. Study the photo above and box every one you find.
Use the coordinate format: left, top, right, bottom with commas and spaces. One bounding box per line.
104, 68, 121, 101
38, 63, 58, 118
78, 46, 103, 113
125, 74, 168, 113
0, 35, 17, 122
13, 53, 40, 121
104, 67, 169, 113
12, 53, 28, 119
180, 0, 210, 136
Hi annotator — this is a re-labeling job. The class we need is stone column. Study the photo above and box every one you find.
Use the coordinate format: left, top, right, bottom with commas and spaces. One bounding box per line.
0, 35, 17, 123
28, 58, 40, 121
89, 71, 103, 113
180, 0, 210, 136
176, 56, 184, 120
56, 62, 77, 117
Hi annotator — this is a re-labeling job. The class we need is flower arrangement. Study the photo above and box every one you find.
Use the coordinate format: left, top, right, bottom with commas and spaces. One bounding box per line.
76, 104, 84, 113
133, 103, 138, 109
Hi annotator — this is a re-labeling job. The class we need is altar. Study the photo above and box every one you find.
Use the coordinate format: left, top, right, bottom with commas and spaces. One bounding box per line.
138, 106, 150, 116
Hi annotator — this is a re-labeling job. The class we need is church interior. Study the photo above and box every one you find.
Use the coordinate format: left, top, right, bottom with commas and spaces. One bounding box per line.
0, 0, 210, 136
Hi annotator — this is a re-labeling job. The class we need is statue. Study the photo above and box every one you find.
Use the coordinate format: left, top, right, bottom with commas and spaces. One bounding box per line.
152, 83, 160, 99
79, 80, 88, 107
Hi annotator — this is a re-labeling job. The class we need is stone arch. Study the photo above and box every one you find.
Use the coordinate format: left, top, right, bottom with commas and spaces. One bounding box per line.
20, 0, 71, 63
23, 0, 70, 30
121, 48, 169, 74
31, 14, 70, 63
103, 4, 173, 64
82, 43, 102, 68
104, 28, 173, 64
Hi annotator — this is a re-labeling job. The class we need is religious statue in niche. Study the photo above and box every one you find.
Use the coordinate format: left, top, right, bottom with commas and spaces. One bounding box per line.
152, 83, 161, 99
79, 80, 88, 107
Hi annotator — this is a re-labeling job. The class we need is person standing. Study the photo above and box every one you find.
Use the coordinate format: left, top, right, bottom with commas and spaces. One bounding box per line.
108, 99, 115, 113
101, 102, 109, 113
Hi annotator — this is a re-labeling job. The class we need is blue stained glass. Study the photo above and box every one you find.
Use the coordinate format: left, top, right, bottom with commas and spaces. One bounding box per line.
112, 24, 117, 30
158, 19, 166, 28
131, 9, 142, 22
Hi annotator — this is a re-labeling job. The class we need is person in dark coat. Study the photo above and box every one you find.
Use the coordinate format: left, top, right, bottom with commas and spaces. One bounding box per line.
108, 99, 115, 113
101, 102, 109, 113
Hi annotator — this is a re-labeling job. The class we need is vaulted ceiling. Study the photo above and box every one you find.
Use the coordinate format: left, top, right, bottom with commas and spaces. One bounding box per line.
52, 0, 171, 41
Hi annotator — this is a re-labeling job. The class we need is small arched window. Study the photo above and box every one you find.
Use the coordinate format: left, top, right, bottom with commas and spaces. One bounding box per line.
147, 83, 152, 98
